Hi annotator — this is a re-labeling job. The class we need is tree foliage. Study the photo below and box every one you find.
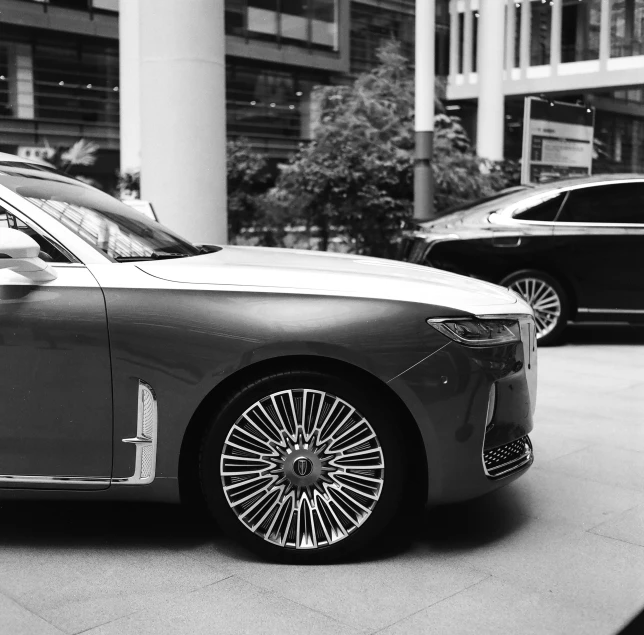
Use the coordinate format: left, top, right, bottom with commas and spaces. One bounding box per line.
267, 40, 502, 257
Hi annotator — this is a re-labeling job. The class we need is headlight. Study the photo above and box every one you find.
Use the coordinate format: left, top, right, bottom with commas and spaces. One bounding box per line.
427, 318, 521, 347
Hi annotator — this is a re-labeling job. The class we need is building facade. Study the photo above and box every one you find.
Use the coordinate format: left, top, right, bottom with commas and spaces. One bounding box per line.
449, 0, 644, 172
0, 0, 641, 190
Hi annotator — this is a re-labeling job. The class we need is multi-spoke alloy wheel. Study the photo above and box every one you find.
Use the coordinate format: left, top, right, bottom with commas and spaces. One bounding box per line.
199, 370, 405, 562
507, 277, 560, 339
221, 389, 384, 550
501, 270, 569, 346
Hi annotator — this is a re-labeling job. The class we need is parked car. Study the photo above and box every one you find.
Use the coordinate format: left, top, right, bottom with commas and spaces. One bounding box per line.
399, 174, 644, 345
0, 155, 536, 562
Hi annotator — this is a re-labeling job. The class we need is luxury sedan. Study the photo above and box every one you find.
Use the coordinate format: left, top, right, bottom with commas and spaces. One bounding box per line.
0, 155, 536, 562
399, 174, 644, 345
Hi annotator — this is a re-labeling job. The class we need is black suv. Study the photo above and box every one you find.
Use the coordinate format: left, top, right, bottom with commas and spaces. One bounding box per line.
399, 174, 644, 345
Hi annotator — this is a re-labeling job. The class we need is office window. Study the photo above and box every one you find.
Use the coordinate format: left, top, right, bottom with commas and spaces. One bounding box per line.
530, 0, 552, 65
33, 37, 119, 126
561, 0, 601, 62
611, 0, 644, 57
226, 0, 339, 51
226, 62, 329, 143
350, 4, 414, 75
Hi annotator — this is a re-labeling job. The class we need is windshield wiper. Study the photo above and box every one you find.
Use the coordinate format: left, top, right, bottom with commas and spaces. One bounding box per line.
114, 252, 193, 262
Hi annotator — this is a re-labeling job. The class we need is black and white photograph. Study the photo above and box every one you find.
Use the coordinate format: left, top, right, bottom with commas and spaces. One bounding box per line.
0, 1, 642, 634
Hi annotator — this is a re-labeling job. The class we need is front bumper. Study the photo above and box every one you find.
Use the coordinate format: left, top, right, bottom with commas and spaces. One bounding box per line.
388, 315, 537, 504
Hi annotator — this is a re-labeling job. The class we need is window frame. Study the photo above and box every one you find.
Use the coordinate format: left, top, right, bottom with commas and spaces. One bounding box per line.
496, 179, 644, 229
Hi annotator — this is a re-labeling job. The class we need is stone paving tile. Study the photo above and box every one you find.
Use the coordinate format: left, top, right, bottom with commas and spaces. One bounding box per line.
452, 517, 644, 620
590, 504, 644, 548
497, 466, 644, 530
0, 547, 231, 634
0, 593, 65, 635
81, 576, 364, 635
528, 428, 589, 463
376, 575, 620, 635
539, 445, 644, 493
535, 412, 644, 453
183, 544, 489, 632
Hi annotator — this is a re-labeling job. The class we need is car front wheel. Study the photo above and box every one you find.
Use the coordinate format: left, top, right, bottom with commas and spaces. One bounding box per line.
500, 269, 569, 346
199, 369, 405, 563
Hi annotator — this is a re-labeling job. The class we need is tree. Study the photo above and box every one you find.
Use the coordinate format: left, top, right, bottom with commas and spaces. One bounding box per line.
226, 138, 272, 239
268, 40, 500, 257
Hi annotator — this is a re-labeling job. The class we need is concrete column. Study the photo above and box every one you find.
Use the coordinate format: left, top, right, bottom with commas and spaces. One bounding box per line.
8, 43, 34, 120
449, 0, 460, 76
138, 0, 227, 244
119, 0, 141, 173
599, 0, 610, 67
505, 0, 516, 72
519, 0, 531, 74
550, 0, 562, 68
476, 0, 505, 161
463, 0, 473, 76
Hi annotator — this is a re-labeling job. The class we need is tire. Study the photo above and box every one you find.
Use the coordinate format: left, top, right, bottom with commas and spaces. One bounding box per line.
199, 369, 406, 563
500, 269, 570, 346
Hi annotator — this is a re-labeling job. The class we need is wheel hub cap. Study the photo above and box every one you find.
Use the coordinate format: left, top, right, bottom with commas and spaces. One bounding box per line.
220, 389, 385, 550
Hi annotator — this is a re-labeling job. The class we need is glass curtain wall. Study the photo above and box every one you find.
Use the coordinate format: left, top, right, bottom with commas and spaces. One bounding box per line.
33, 37, 119, 125
225, 0, 339, 51
561, 0, 602, 62
611, 0, 644, 57
226, 61, 329, 144
530, 0, 552, 65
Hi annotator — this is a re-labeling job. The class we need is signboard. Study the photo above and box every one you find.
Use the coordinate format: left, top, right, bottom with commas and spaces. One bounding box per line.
521, 97, 595, 185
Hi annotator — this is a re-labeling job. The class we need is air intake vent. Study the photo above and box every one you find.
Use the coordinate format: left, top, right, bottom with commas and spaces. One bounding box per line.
483, 436, 532, 479
116, 380, 158, 485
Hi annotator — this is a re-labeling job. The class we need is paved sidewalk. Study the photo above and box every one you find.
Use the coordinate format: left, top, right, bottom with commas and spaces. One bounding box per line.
1, 325, 643, 635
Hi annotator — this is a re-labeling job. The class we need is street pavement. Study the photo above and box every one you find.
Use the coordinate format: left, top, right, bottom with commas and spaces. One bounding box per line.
0, 325, 643, 635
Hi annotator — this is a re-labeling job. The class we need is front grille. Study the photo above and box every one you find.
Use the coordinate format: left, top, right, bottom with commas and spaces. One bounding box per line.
483, 436, 532, 479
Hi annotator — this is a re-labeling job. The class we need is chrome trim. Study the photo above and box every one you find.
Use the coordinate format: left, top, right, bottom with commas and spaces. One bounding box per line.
113, 380, 158, 485
578, 308, 644, 315
0, 475, 110, 485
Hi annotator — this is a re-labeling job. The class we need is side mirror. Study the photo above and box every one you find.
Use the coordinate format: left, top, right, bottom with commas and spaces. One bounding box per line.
0, 229, 57, 282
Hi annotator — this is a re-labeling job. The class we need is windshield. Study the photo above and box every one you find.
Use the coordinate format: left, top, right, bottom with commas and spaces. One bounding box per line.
0, 166, 205, 261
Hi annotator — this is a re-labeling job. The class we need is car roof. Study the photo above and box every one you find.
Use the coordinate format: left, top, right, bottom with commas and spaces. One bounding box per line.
526, 173, 644, 192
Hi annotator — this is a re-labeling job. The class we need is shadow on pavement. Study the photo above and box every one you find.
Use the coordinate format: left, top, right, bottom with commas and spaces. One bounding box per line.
419, 486, 530, 552
564, 324, 644, 345
0, 500, 220, 551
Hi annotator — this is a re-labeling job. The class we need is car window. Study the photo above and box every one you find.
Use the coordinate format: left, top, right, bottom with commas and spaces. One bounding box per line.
513, 192, 566, 221
557, 183, 644, 224
0, 208, 72, 263
0, 167, 204, 261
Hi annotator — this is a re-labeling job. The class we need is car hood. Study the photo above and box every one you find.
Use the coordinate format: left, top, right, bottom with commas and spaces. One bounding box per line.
136, 245, 526, 314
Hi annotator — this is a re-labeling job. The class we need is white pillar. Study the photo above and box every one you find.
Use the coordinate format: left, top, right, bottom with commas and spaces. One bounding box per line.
463, 0, 473, 76
138, 0, 227, 244
476, 0, 505, 161
449, 0, 460, 77
119, 0, 141, 174
599, 0, 610, 69
519, 0, 531, 75
550, 0, 562, 68
505, 0, 516, 72
8, 43, 34, 120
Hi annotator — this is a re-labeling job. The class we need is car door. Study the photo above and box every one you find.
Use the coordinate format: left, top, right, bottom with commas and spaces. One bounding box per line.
550, 180, 644, 315
0, 210, 112, 487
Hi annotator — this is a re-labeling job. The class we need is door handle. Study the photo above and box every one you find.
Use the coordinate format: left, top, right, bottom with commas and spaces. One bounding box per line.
493, 236, 522, 248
